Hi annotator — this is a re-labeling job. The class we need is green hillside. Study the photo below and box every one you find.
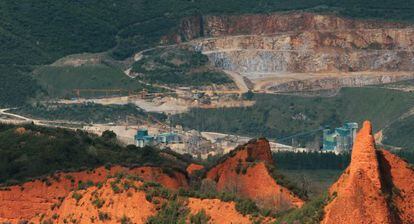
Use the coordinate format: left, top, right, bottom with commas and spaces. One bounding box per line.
173, 87, 414, 147
2, 0, 414, 106
131, 47, 233, 87
34, 64, 158, 99
0, 123, 190, 185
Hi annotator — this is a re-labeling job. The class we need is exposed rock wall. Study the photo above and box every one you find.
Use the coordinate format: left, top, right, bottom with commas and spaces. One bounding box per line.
266, 72, 414, 92
180, 13, 407, 39
177, 13, 414, 91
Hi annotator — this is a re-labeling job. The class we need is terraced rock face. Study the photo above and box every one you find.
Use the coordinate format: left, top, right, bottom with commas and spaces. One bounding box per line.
322, 121, 414, 224
206, 139, 303, 211
180, 13, 414, 92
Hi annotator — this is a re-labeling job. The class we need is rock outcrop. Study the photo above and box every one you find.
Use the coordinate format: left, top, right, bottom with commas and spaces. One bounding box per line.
206, 138, 303, 211
322, 121, 414, 224
33, 178, 157, 224
0, 166, 188, 223
174, 13, 414, 92
186, 163, 205, 175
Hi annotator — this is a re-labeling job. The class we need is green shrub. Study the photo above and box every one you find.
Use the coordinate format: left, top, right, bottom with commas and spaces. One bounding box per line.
72, 192, 83, 203
92, 197, 105, 209
98, 211, 111, 221
235, 198, 259, 215
120, 215, 133, 224
190, 209, 211, 224
110, 181, 122, 194
146, 199, 189, 224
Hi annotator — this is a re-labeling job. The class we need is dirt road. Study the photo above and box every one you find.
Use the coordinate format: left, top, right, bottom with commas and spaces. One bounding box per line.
223, 70, 249, 93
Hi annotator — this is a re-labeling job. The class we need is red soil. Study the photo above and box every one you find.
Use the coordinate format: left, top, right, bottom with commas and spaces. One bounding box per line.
0, 166, 188, 223
206, 139, 303, 211
33, 179, 156, 224
187, 198, 252, 224
323, 121, 414, 224
378, 150, 414, 223
186, 163, 205, 175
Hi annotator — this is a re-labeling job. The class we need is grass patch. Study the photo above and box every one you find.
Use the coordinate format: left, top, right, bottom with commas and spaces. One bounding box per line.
34, 64, 160, 99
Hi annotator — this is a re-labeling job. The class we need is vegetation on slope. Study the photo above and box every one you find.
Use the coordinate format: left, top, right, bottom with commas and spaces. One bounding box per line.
10, 103, 166, 124
173, 87, 414, 147
131, 47, 233, 87
0, 123, 189, 185
274, 193, 331, 224
383, 114, 414, 151
273, 152, 351, 170
0, 66, 40, 107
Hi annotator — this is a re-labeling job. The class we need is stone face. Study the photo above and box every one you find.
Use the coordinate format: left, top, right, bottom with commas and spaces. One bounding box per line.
176, 13, 414, 91
206, 139, 304, 211
322, 121, 414, 224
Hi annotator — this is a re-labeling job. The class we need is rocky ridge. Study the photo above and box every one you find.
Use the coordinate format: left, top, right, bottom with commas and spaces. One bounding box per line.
206, 138, 304, 211
322, 121, 414, 224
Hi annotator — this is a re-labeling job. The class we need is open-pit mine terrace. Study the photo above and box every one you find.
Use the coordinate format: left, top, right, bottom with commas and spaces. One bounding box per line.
179, 13, 414, 92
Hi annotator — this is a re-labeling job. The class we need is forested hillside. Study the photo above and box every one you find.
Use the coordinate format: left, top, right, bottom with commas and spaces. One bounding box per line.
0, 123, 190, 185
2, 0, 414, 106
173, 87, 414, 148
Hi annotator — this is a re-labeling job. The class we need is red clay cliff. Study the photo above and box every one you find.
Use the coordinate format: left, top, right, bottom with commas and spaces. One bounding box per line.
206, 138, 304, 211
323, 121, 414, 224
0, 166, 188, 223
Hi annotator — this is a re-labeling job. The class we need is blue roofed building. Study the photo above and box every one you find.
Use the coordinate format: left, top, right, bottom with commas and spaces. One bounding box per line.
323, 122, 358, 153
134, 128, 181, 148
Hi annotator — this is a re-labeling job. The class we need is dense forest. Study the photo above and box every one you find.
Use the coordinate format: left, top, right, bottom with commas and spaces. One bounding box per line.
273, 152, 350, 170
2, 0, 414, 106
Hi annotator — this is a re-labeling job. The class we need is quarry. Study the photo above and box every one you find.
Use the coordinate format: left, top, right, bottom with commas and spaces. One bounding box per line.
180, 13, 414, 93
1, 3, 414, 223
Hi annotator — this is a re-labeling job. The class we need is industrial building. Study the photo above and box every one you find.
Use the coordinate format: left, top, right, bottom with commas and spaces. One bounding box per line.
323, 123, 358, 153
134, 128, 181, 147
